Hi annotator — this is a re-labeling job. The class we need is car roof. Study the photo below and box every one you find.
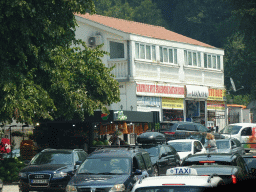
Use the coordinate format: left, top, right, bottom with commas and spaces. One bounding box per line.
133, 175, 220, 188
88, 147, 146, 158
41, 149, 82, 153
187, 165, 240, 175
228, 123, 256, 127
184, 153, 239, 162
168, 139, 200, 143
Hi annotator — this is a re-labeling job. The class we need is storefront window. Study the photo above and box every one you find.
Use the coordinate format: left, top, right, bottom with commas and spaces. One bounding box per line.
163, 109, 183, 121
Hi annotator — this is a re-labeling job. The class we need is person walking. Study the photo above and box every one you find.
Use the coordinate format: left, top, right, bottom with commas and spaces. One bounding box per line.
204, 133, 217, 153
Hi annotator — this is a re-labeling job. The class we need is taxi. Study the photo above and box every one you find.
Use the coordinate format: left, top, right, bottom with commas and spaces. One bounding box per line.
131, 167, 224, 192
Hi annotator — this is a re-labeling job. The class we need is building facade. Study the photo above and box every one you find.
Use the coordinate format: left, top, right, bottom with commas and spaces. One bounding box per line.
75, 13, 226, 129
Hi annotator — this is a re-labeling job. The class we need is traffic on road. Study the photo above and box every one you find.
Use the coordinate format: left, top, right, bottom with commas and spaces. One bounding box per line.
2, 122, 256, 192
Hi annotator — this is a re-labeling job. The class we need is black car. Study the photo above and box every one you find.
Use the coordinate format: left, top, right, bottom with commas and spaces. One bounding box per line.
0, 178, 2, 192
19, 148, 88, 192
66, 147, 153, 192
181, 153, 252, 184
160, 121, 210, 143
243, 154, 256, 177
137, 132, 180, 176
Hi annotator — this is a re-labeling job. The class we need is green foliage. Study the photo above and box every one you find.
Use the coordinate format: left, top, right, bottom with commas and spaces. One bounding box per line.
226, 94, 252, 106
95, 0, 167, 28
11, 131, 24, 137
0, 157, 26, 183
0, 0, 120, 124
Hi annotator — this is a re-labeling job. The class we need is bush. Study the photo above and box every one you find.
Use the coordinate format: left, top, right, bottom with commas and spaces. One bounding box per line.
0, 157, 26, 183
11, 131, 24, 137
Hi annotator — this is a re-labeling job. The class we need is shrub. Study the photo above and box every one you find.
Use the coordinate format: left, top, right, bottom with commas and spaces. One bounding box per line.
0, 157, 26, 183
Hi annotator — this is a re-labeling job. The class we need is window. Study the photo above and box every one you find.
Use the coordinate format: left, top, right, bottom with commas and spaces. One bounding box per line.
184, 50, 201, 67
204, 53, 221, 70
110, 41, 124, 59
160, 46, 178, 64
135, 42, 156, 61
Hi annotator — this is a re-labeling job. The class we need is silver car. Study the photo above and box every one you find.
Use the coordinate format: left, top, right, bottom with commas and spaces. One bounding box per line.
216, 138, 245, 155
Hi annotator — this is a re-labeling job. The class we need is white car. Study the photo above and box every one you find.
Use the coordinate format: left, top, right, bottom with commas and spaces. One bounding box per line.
131, 167, 224, 192
168, 139, 206, 163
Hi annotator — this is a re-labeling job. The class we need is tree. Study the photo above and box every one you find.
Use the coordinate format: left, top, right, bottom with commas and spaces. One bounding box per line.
0, 0, 120, 124
95, 0, 166, 28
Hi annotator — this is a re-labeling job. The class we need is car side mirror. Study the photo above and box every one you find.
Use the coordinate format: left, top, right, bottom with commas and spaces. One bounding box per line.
75, 161, 82, 170
134, 169, 142, 175
24, 160, 30, 165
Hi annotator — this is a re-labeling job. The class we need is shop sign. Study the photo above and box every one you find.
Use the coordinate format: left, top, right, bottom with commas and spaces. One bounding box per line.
186, 85, 208, 99
137, 96, 161, 107
114, 111, 127, 121
207, 101, 225, 110
137, 83, 184, 98
208, 89, 226, 101
162, 98, 184, 109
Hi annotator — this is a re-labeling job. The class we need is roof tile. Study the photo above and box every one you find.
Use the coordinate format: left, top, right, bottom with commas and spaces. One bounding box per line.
75, 13, 215, 48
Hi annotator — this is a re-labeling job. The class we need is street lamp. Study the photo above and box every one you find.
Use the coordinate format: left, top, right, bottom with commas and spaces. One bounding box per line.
22, 123, 29, 140
9, 125, 17, 158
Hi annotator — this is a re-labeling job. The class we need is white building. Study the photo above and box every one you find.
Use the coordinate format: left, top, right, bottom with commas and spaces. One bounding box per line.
75, 13, 226, 129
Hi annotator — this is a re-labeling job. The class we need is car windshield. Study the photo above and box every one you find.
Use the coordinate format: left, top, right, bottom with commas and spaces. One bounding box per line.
216, 140, 230, 149
30, 151, 72, 165
220, 125, 242, 135
78, 157, 130, 175
135, 186, 207, 192
142, 146, 159, 157
169, 142, 191, 152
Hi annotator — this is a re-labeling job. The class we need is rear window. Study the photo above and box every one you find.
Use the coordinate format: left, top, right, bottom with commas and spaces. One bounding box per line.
160, 123, 178, 132
216, 140, 230, 149
182, 161, 233, 166
220, 125, 242, 135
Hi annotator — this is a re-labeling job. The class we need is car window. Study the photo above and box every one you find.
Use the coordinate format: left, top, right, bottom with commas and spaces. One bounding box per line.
177, 124, 187, 131
197, 124, 208, 132
135, 154, 146, 170
164, 145, 172, 155
220, 125, 243, 135
142, 152, 152, 170
169, 142, 191, 152
74, 152, 79, 163
241, 127, 252, 136
216, 140, 230, 149
194, 141, 203, 151
78, 152, 87, 162
159, 146, 166, 156
30, 151, 73, 165
186, 124, 197, 131
236, 157, 248, 174
231, 140, 236, 148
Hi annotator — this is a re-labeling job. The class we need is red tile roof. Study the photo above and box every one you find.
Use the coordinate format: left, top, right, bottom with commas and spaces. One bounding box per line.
75, 13, 215, 48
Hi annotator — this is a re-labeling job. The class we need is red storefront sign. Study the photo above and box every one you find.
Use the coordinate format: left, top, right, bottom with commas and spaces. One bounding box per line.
137, 83, 184, 97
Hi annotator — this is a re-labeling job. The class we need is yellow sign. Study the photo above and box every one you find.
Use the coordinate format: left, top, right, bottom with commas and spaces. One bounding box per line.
162, 98, 184, 109
208, 89, 226, 101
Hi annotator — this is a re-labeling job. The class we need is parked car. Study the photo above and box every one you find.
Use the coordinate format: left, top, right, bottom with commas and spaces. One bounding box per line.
0, 178, 2, 192
66, 147, 153, 192
181, 153, 252, 185
160, 121, 224, 144
19, 148, 88, 192
215, 138, 245, 155
137, 132, 180, 175
131, 167, 224, 192
168, 139, 206, 164
220, 123, 256, 152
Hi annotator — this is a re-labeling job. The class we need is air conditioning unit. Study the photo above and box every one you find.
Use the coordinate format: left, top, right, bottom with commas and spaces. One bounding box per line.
88, 35, 103, 46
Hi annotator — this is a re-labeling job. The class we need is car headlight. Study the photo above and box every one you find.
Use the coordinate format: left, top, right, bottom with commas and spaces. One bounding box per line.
66, 185, 77, 192
53, 172, 68, 178
110, 184, 125, 192
19, 172, 27, 178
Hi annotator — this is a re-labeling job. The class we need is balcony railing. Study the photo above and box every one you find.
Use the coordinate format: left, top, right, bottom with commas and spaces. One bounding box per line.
108, 60, 128, 79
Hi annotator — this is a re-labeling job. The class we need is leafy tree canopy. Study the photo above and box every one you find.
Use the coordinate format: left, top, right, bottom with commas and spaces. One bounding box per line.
0, 0, 120, 125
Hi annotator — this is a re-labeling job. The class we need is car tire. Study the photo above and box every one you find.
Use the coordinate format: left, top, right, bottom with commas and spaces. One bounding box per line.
153, 165, 159, 176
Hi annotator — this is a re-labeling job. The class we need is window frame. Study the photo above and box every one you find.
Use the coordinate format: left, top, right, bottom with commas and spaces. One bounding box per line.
159, 46, 178, 65
108, 40, 126, 60
184, 50, 201, 67
135, 42, 156, 62
203, 53, 221, 70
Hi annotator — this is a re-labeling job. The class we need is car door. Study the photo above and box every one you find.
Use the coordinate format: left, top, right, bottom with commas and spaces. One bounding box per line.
157, 146, 169, 175
240, 127, 252, 149
164, 145, 177, 168
194, 141, 205, 154
141, 152, 153, 175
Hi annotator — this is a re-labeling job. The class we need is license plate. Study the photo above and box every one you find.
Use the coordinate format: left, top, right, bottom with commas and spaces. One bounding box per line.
31, 179, 48, 184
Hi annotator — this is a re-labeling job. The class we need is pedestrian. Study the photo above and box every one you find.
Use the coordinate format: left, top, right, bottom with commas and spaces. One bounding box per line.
204, 133, 217, 153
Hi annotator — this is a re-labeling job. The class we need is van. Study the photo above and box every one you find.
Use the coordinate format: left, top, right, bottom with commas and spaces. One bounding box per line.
220, 123, 256, 153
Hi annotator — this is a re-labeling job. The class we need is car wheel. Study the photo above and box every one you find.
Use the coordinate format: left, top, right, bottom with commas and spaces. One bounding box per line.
153, 165, 159, 176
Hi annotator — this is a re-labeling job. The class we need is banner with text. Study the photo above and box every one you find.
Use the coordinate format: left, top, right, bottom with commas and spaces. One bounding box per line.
207, 101, 225, 110
136, 83, 184, 98
208, 89, 226, 101
162, 98, 184, 109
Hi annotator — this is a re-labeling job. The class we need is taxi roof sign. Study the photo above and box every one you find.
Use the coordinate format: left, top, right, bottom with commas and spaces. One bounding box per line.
166, 167, 197, 176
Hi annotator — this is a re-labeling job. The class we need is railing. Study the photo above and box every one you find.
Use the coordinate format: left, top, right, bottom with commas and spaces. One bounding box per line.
108, 60, 128, 79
